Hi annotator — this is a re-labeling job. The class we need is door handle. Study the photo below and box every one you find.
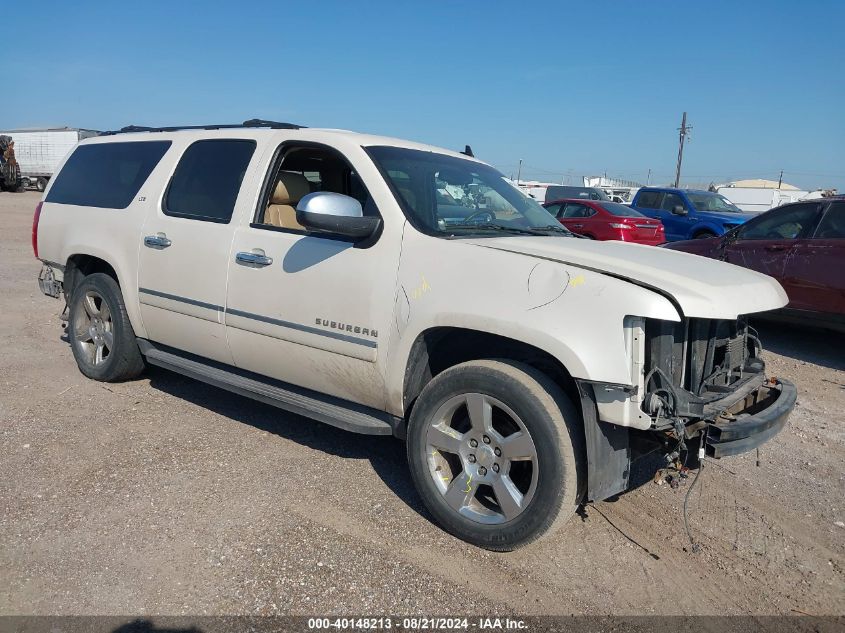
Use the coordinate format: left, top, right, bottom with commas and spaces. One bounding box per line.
143, 233, 171, 249
764, 245, 788, 252
572, 224, 584, 228
236, 251, 273, 267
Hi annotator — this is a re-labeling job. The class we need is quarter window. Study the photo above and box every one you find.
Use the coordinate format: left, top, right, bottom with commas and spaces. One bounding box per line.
46, 141, 171, 209
164, 139, 256, 223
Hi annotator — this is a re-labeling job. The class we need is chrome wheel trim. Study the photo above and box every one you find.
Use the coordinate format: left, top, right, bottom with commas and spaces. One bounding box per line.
73, 290, 114, 367
423, 392, 539, 525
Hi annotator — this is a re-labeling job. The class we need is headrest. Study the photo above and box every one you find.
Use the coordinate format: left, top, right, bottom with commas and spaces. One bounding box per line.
271, 172, 310, 205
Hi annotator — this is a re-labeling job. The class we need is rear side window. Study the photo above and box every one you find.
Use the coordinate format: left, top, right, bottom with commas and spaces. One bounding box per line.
46, 141, 171, 209
740, 203, 818, 240
636, 191, 662, 209
813, 202, 845, 239
164, 139, 256, 223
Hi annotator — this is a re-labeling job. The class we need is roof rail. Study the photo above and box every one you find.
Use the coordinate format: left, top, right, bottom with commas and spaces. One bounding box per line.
100, 119, 303, 136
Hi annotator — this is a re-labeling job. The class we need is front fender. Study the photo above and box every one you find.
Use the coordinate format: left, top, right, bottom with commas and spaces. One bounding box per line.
383, 231, 680, 416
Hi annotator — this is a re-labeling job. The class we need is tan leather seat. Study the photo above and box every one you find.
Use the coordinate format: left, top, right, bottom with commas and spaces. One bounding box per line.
265, 172, 310, 230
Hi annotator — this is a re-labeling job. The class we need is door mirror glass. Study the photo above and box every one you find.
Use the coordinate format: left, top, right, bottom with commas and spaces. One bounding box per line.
672, 204, 687, 216
296, 192, 381, 239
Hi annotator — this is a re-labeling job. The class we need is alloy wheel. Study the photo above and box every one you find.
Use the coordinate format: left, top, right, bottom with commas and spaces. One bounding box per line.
73, 290, 114, 366
423, 393, 538, 525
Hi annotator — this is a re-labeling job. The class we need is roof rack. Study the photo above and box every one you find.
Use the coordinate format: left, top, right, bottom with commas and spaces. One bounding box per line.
100, 119, 303, 136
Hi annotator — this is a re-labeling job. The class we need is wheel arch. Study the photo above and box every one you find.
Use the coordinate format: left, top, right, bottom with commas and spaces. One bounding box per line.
690, 223, 721, 238
62, 250, 147, 339
401, 327, 581, 420
64, 253, 120, 299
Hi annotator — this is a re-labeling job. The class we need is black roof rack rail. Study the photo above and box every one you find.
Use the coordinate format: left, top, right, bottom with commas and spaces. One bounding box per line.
100, 119, 303, 136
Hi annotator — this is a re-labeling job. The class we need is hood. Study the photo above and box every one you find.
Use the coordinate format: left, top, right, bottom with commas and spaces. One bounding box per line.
465, 236, 788, 320
695, 209, 755, 224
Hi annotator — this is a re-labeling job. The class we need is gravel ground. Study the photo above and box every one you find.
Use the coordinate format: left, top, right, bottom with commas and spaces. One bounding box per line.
1, 191, 843, 616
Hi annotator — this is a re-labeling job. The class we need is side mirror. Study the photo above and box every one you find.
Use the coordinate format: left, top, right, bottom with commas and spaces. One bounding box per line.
672, 204, 688, 216
296, 192, 381, 240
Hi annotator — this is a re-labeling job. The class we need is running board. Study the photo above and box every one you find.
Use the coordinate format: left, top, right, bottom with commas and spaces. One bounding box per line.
138, 341, 398, 436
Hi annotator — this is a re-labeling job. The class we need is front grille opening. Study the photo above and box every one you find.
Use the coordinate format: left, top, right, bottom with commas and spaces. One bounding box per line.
645, 317, 758, 403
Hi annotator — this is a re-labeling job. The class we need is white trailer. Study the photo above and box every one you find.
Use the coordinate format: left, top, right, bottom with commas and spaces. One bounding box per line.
715, 186, 822, 213
0, 128, 99, 191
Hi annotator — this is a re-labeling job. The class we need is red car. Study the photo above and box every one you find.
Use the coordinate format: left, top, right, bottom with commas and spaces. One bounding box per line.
663, 198, 845, 331
543, 199, 665, 245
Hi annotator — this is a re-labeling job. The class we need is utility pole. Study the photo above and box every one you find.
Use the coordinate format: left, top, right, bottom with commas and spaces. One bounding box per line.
516, 159, 523, 187
777, 169, 783, 189
647, 168, 651, 186
673, 112, 691, 188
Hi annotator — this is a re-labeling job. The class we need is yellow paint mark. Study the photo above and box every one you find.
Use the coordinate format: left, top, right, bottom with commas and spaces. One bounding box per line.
570, 274, 585, 288
463, 472, 473, 493
410, 274, 432, 300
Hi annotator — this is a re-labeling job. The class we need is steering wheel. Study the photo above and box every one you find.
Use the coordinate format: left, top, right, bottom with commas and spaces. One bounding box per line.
464, 210, 495, 224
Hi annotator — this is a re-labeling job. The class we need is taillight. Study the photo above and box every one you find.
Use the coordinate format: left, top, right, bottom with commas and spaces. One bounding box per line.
32, 202, 42, 258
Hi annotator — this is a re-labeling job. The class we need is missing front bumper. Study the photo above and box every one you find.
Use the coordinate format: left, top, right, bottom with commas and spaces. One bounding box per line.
704, 378, 797, 458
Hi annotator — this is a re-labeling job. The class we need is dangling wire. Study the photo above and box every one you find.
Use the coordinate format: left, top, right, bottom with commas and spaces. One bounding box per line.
683, 458, 705, 553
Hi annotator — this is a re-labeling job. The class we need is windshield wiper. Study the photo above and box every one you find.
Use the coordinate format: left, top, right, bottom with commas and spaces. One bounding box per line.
446, 223, 572, 237
529, 224, 574, 235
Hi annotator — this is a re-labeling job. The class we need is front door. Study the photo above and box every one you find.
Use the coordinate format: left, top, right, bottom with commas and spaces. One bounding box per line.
223, 141, 401, 409
137, 138, 259, 364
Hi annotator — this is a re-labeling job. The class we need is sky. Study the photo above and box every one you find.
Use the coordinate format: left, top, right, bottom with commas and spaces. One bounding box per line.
4, 1, 844, 191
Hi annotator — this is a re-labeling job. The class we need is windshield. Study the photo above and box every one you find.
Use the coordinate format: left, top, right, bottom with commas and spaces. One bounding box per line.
367, 146, 572, 237
687, 192, 743, 213
598, 202, 644, 217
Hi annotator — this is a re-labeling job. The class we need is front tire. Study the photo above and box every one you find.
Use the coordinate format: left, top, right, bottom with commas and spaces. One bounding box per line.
68, 273, 145, 382
407, 360, 584, 550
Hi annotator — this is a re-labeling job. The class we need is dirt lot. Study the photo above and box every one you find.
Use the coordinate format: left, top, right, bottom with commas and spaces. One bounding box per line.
1, 191, 843, 616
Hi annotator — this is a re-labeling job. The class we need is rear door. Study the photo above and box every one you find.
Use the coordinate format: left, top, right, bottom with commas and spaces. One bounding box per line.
559, 202, 597, 237
722, 203, 820, 289
137, 137, 258, 364
782, 201, 845, 315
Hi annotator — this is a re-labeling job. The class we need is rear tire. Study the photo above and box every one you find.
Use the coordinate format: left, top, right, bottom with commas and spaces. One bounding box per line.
68, 273, 145, 382
36, 177, 48, 192
406, 359, 584, 551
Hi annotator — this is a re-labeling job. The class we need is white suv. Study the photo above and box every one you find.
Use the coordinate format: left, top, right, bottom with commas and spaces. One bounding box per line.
34, 120, 796, 550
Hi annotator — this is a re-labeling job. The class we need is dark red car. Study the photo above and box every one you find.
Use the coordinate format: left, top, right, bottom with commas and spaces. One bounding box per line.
543, 199, 665, 245
663, 198, 845, 331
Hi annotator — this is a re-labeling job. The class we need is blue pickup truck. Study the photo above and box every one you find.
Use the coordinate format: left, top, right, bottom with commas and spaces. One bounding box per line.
630, 187, 755, 241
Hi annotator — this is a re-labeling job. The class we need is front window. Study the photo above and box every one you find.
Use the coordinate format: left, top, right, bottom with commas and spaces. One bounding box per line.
687, 192, 742, 213
367, 146, 571, 237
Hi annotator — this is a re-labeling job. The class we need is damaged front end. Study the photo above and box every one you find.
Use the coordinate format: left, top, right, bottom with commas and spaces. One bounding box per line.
641, 317, 796, 459
578, 316, 796, 501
